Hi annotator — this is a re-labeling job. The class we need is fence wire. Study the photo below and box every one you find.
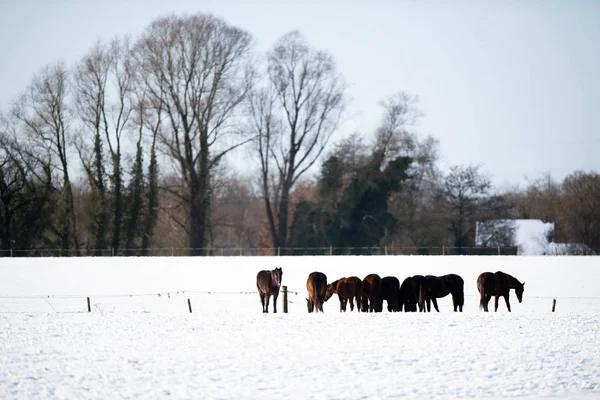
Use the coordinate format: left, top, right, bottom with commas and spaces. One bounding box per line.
1, 289, 600, 313
0, 245, 531, 257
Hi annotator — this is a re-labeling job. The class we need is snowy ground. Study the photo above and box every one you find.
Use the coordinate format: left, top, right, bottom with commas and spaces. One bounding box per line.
1, 256, 599, 399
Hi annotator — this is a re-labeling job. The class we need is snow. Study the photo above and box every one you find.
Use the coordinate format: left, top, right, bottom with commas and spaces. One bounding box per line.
1, 256, 600, 399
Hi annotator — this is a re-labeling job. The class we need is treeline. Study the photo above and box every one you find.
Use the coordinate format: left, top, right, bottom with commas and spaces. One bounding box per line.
1, 12, 599, 256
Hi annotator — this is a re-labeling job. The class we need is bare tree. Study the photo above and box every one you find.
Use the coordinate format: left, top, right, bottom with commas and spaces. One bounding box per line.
74, 37, 136, 254
0, 114, 55, 254
12, 63, 80, 254
135, 13, 254, 255
439, 165, 510, 251
250, 31, 346, 249
562, 171, 600, 252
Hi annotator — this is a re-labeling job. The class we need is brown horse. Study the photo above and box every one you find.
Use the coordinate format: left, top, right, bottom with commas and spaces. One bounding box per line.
256, 267, 283, 313
477, 271, 525, 312
324, 276, 362, 312
380, 276, 400, 312
306, 271, 327, 313
361, 274, 383, 312
424, 274, 465, 312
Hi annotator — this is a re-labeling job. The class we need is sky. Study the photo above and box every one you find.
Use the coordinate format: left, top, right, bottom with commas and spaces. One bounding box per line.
1, 0, 599, 188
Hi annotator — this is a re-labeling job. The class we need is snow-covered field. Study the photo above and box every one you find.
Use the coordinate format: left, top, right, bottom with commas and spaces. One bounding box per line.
1, 256, 599, 399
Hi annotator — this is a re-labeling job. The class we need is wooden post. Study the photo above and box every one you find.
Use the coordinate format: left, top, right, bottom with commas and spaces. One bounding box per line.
498, 246, 501, 256
10, 248, 12, 257
188, 298, 193, 313
239, 247, 243, 256
87, 297, 91, 312
329, 246, 333, 256
552, 298, 556, 312
384, 245, 388, 256
277, 247, 280, 256
58, 248, 62, 257
282, 286, 288, 313
171, 248, 174, 257
112, 247, 114, 257
442, 245, 445, 256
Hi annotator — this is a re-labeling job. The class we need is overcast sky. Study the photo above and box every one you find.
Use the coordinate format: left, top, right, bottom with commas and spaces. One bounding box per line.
1, 0, 598, 188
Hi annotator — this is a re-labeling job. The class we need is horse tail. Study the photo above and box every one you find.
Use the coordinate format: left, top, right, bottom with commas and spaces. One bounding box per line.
418, 282, 424, 312
479, 290, 485, 311
457, 282, 465, 308
357, 279, 363, 312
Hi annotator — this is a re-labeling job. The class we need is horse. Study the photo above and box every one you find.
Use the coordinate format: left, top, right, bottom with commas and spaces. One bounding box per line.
361, 274, 383, 312
256, 267, 283, 313
398, 276, 418, 312
477, 271, 525, 312
380, 276, 400, 312
324, 276, 362, 312
411, 275, 428, 312
306, 271, 327, 313
423, 274, 465, 312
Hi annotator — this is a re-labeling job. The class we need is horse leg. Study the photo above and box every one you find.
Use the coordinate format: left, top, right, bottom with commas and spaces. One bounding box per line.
339, 298, 344, 312
260, 292, 266, 313
494, 295, 499, 312
272, 291, 279, 313
349, 297, 355, 311
264, 294, 271, 313
483, 294, 491, 312
432, 297, 440, 312
426, 298, 431, 312
504, 295, 511, 312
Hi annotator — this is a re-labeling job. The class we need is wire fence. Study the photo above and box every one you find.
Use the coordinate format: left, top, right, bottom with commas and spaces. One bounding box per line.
1, 289, 600, 313
0, 245, 527, 257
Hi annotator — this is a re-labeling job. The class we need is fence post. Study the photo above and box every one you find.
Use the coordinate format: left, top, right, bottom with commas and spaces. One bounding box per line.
282, 286, 288, 313
188, 298, 193, 313
277, 247, 280, 256
442, 245, 445, 256
10, 248, 12, 257
112, 247, 114, 257
329, 246, 333, 256
552, 298, 556, 312
498, 246, 501, 256
239, 247, 243, 256
171, 248, 174, 257
384, 245, 388, 256
58, 248, 62, 257
87, 297, 91, 312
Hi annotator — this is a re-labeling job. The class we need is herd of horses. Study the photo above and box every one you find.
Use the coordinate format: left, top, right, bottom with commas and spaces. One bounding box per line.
256, 268, 525, 313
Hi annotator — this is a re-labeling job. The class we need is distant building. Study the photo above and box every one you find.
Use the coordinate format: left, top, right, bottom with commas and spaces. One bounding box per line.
475, 219, 555, 255
548, 242, 596, 255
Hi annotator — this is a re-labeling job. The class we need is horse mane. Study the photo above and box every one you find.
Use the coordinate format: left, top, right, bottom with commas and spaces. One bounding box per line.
496, 271, 522, 288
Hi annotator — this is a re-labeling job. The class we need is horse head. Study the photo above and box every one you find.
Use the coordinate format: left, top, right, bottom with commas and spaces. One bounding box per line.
271, 267, 283, 288
306, 298, 314, 313
516, 281, 525, 303
324, 281, 338, 301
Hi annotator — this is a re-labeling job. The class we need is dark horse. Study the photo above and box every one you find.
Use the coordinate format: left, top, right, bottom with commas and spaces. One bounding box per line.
324, 277, 362, 312
423, 274, 465, 312
398, 276, 418, 312
477, 271, 525, 312
306, 271, 327, 313
411, 275, 428, 312
361, 274, 383, 312
256, 267, 283, 313
380, 276, 400, 312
